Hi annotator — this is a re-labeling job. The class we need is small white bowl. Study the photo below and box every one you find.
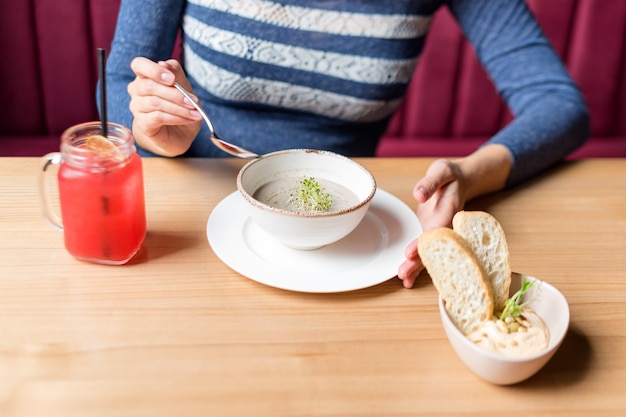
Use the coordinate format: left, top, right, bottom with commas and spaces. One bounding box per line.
439, 273, 569, 385
237, 149, 377, 250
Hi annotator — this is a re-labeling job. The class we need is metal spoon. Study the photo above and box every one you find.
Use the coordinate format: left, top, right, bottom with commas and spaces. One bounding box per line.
173, 82, 259, 159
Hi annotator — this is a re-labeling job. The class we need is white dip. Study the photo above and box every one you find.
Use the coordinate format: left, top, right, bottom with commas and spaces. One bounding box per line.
468, 311, 549, 358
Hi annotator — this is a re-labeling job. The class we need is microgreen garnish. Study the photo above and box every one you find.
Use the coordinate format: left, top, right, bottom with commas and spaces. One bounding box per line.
289, 176, 333, 213
499, 276, 539, 321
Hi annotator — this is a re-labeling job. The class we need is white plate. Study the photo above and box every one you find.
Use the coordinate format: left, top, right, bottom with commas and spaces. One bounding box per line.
207, 189, 422, 293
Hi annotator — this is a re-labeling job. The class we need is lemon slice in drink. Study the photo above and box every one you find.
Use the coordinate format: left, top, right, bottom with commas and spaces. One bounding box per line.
85, 134, 125, 162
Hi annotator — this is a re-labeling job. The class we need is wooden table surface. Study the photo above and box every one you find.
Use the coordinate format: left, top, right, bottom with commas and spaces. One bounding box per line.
1, 157, 625, 416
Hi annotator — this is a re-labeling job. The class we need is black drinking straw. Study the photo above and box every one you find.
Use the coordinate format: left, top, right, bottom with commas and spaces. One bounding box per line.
98, 48, 108, 137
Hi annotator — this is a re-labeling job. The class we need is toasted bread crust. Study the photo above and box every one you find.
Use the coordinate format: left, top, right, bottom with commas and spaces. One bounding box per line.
452, 211, 512, 313
418, 227, 494, 335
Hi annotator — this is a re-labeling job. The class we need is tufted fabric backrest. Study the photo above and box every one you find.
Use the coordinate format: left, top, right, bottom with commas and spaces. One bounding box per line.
0, 0, 120, 139
382, 0, 626, 156
1, 0, 624, 156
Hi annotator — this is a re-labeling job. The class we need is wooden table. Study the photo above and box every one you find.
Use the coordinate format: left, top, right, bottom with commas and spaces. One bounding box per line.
1, 157, 625, 416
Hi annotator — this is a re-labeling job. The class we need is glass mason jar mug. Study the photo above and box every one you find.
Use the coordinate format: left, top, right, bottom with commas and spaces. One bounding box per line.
39, 122, 147, 265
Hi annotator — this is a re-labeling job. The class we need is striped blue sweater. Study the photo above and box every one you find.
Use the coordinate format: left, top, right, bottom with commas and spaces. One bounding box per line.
105, 0, 588, 186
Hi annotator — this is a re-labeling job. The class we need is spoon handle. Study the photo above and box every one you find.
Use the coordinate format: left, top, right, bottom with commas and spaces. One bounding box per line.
173, 82, 216, 136
173, 82, 259, 159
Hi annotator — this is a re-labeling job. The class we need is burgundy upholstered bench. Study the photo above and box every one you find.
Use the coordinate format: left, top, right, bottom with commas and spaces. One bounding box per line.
1, 0, 624, 158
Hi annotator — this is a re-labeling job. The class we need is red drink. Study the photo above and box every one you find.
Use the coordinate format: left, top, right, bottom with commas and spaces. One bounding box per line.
40, 122, 146, 265
58, 152, 145, 263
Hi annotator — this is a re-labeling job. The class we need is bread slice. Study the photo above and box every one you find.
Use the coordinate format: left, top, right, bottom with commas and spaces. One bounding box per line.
418, 227, 494, 335
452, 210, 512, 313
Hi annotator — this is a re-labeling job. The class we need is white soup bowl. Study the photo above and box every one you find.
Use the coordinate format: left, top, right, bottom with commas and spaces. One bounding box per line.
237, 149, 377, 250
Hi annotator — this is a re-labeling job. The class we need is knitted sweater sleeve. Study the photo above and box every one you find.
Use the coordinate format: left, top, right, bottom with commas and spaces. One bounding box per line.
449, 0, 589, 187
99, 0, 185, 136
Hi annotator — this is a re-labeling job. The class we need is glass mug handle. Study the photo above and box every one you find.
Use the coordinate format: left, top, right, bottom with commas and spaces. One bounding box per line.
38, 152, 64, 230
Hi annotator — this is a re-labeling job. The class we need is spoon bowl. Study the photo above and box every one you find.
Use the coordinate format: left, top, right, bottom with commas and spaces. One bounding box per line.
173, 82, 259, 159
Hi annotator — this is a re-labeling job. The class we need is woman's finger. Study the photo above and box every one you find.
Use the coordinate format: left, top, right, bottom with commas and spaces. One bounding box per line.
397, 257, 423, 288
131, 93, 200, 122
131, 56, 175, 85
413, 159, 458, 203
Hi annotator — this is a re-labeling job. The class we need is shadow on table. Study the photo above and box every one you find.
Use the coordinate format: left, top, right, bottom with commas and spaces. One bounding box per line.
127, 230, 199, 264
514, 323, 593, 389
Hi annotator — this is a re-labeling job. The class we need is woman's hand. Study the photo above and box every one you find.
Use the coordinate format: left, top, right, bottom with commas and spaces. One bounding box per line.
397, 159, 467, 288
397, 145, 512, 288
127, 57, 203, 156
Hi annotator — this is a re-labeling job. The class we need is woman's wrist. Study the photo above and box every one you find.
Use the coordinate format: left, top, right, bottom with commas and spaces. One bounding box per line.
454, 144, 512, 201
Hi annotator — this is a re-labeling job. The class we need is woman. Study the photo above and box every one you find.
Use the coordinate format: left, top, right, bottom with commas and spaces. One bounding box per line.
104, 0, 589, 288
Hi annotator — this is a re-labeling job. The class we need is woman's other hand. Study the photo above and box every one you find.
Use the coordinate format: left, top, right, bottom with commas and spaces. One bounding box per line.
397, 159, 466, 288
397, 145, 512, 288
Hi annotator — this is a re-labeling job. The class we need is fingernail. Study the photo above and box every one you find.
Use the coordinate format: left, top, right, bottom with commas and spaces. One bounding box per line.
190, 110, 201, 119
160, 72, 175, 84
183, 97, 197, 106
